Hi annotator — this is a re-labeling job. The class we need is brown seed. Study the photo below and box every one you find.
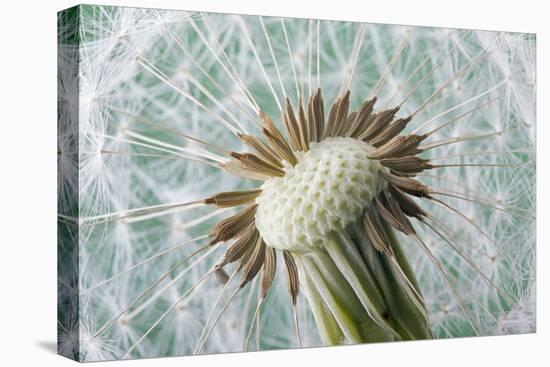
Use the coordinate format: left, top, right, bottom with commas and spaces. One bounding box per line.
283, 250, 300, 305
338, 111, 358, 137
230, 152, 285, 177
375, 194, 415, 235
260, 111, 286, 144
382, 190, 416, 234
363, 210, 392, 256
221, 160, 271, 181
204, 189, 262, 208
219, 223, 259, 267
314, 88, 325, 141
323, 91, 350, 138
380, 155, 433, 174
360, 106, 400, 141
261, 112, 298, 166
209, 204, 258, 245
260, 246, 277, 298
370, 115, 412, 147
238, 133, 283, 168
375, 198, 403, 232
368, 134, 427, 160
214, 268, 230, 285
323, 98, 339, 138
333, 90, 352, 137
240, 237, 267, 288
351, 111, 378, 139
307, 88, 325, 142
348, 96, 377, 138
297, 99, 310, 151
238, 237, 258, 271
283, 98, 304, 151
380, 170, 431, 197
387, 184, 427, 219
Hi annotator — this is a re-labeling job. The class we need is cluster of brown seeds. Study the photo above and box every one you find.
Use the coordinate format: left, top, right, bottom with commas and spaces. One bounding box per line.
202, 88, 441, 306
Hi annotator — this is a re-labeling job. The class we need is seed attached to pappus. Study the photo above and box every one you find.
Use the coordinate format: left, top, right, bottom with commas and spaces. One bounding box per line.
201, 88, 460, 345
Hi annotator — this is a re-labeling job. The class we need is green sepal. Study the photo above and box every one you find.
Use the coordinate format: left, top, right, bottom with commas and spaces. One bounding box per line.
295, 218, 432, 344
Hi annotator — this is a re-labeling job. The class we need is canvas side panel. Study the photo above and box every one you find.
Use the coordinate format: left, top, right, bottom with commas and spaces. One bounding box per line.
57, 5, 81, 362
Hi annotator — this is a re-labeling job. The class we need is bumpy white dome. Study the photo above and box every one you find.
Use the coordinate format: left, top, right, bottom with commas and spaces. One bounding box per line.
255, 137, 386, 252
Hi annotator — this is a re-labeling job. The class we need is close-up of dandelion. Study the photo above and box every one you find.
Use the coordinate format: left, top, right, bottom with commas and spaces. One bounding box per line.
57, 5, 536, 362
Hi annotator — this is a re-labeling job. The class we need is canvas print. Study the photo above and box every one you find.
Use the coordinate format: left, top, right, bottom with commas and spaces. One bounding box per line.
57, 4, 536, 362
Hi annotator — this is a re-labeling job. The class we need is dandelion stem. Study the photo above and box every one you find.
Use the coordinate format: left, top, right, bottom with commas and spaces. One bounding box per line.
299, 266, 344, 345
296, 255, 363, 343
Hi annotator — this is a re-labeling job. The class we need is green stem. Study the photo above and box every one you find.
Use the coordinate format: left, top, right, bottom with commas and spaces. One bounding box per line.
295, 219, 432, 344
350, 221, 432, 340
299, 270, 345, 345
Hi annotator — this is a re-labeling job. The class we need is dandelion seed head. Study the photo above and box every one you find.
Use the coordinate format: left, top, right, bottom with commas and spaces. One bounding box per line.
58, 5, 536, 360
255, 137, 386, 251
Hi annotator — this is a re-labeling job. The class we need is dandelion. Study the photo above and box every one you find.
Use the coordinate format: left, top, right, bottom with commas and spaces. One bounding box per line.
57, 5, 536, 361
